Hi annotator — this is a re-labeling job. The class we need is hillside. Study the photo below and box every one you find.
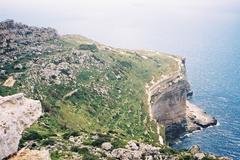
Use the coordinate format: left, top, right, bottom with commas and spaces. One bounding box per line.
0, 20, 224, 160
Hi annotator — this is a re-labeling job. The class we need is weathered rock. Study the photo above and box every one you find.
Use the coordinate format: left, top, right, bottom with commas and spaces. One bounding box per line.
0, 19, 61, 77
207, 153, 216, 159
107, 141, 165, 160
218, 156, 232, 160
34, 53, 92, 84
2, 76, 16, 87
101, 142, 112, 151
149, 77, 190, 127
111, 148, 142, 160
194, 153, 205, 160
0, 70, 6, 76
138, 143, 160, 156
0, 93, 42, 159
126, 141, 139, 150
147, 58, 191, 141
189, 145, 200, 154
9, 148, 50, 160
147, 58, 217, 142
186, 101, 217, 129
14, 64, 23, 70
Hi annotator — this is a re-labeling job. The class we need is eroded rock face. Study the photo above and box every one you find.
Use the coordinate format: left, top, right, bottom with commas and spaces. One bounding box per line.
148, 58, 191, 141
148, 58, 217, 142
151, 80, 189, 125
0, 93, 42, 159
150, 79, 190, 141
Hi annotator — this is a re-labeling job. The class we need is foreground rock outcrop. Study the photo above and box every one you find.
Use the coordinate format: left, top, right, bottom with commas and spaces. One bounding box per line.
0, 93, 42, 159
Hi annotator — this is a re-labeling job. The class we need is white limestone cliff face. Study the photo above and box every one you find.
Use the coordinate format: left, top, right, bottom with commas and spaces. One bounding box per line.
0, 93, 42, 159
147, 57, 217, 143
150, 78, 190, 141
146, 57, 189, 141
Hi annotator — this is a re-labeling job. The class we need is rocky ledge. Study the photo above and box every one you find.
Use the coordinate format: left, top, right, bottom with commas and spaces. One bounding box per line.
0, 93, 42, 159
186, 101, 217, 133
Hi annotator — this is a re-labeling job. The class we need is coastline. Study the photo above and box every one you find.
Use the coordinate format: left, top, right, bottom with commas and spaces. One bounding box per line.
186, 101, 217, 133
145, 55, 218, 144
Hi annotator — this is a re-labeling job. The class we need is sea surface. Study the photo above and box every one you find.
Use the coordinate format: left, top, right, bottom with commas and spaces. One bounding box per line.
170, 24, 240, 159
1, 0, 240, 159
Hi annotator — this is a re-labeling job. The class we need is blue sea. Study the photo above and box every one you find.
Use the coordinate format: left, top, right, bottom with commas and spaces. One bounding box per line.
1, 0, 240, 159
171, 22, 240, 159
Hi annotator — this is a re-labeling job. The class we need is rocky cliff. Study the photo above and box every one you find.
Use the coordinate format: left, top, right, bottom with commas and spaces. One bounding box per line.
0, 93, 42, 159
147, 57, 217, 143
0, 20, 225, 160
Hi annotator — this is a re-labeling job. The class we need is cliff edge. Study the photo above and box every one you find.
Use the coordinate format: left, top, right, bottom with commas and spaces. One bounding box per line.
0, 20, 225, 160
147, 56, 217, 143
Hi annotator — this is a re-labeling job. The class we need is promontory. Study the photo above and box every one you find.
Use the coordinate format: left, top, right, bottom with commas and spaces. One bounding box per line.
0, 20, 226, 160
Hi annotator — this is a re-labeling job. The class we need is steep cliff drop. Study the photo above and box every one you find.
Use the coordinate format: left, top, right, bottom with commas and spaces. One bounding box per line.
0, 93, 42, 159
0, 20, 226, 159
147, 57, 217, 144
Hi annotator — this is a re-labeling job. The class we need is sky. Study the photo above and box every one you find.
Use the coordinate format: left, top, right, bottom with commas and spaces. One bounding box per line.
1, 0, 240, 50
1, 1, 240, 158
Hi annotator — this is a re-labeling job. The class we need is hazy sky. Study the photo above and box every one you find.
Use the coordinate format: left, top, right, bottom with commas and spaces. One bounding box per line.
1, 0, 240, 50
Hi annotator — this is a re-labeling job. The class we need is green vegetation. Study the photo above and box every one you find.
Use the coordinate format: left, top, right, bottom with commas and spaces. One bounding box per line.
0, 35, 186, 159
79, 43, 98, 52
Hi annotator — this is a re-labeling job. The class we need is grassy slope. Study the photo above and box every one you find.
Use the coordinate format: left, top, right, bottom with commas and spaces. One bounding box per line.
0, 35, 185, 159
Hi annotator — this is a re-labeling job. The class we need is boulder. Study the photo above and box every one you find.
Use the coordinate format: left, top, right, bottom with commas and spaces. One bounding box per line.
0, 93, 42, 159
194, 153, 205, 160
126, 141, 139, 150
207, 154, 217, 159
3, 76, 16, 87
111, 148, 142, 159
0, 70, 6, 76
219, 156, 232, 160
9, 148, 50, 160
101, 142, 112, 151
14, 63, 23, 70
189, 145, 200, 154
